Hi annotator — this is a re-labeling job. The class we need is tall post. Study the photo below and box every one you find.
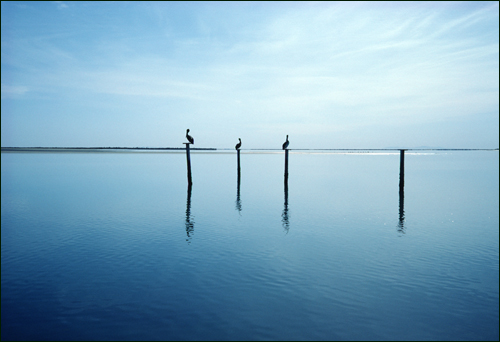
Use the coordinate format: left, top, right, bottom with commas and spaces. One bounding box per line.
184, 143, 193, 186
399, 149, 405, 191
284, 148, 289, 180
237, 149, 241, 175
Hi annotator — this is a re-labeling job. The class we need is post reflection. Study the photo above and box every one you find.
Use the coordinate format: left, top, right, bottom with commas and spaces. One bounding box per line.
398, 150, 405, 234
185, 183, 194, 242
282, 175, 290, 232
398, 186, 405, 234
235, 167, 242, 213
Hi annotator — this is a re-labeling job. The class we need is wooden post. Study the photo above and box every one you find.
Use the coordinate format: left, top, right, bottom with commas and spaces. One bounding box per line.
184, 143, 193, 186
284, 148, 289, 179
399, 149, 405, 191
237, 149, 241, 175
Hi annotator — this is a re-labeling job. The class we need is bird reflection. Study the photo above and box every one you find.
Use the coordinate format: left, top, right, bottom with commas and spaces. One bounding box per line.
282, 175, 290, 232
185, 183, 194, 242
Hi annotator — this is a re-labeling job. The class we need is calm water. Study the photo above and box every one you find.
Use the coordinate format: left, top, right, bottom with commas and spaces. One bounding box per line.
1, 151, 498, 341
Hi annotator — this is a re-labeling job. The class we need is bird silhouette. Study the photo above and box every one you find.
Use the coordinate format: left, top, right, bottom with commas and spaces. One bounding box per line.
186, 129, 194, 144
235, 138, 242, 150
282, 135, 289, 150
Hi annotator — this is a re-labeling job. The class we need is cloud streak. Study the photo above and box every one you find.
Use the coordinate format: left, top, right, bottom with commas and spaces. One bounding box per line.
1, 2, 498, 148
1, 84, 29, 99
52, 1, 68, 10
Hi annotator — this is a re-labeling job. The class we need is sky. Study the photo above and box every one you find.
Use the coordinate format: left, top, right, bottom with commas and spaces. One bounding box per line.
1, 1, 498, 149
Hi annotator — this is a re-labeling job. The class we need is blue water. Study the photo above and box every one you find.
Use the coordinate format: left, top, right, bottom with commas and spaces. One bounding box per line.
1, 151, 499, 341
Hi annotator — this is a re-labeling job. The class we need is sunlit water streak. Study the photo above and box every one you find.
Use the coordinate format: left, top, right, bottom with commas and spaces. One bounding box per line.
1, 151, 498, 341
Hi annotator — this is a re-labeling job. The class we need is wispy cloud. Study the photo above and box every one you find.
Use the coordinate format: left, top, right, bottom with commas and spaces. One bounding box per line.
1, 84, 28, 99
52, 1, 68, 10
1, 2, 498, 148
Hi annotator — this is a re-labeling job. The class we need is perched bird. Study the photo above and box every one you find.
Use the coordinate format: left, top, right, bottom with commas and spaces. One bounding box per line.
282, 135, 289, 150
186, 129, 194, 144
235, 138, 242, 150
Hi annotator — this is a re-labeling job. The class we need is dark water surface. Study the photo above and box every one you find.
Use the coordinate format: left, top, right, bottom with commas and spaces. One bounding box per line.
2, 151, 498, 341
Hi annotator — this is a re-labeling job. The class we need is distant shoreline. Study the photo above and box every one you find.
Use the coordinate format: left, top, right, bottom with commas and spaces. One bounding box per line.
1, 147, 217, 152
1, 147, 498, 153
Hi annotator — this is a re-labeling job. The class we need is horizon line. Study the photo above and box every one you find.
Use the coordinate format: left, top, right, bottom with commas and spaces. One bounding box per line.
1, 147, 498, 152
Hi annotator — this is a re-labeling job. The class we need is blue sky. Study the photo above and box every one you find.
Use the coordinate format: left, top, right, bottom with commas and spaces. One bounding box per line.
1, 1, 498, 149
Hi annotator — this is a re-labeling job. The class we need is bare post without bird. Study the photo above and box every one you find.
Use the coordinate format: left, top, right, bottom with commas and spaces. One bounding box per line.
399, 149, 405, 191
